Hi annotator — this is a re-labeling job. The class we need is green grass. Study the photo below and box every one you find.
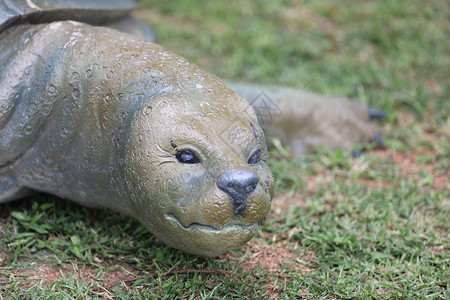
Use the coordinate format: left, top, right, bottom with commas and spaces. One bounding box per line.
1, 0, 449, 298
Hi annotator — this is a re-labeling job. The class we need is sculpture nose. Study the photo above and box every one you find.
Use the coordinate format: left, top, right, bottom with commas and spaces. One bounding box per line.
217, 170, 258, 216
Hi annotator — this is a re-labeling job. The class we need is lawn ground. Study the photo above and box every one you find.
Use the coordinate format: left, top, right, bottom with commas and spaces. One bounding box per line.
1, 0, 449, 298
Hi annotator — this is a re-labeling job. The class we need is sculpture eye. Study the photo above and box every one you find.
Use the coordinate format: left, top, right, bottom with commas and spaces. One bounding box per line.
248, 149, 261, 165
176, 150, 200, 164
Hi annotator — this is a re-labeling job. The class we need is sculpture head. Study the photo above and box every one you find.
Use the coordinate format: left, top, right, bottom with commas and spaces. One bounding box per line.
124, 85, 274, 256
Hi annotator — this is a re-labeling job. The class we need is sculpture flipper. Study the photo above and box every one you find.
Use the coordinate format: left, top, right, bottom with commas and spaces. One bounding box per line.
0, 24, 50, 202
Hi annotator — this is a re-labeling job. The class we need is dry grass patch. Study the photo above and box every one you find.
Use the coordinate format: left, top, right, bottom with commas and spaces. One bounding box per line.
239, 240, 315, 275
1, 259, 137, 291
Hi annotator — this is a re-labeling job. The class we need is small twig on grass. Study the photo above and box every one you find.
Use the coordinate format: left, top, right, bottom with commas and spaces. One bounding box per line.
93, 269, 234, 291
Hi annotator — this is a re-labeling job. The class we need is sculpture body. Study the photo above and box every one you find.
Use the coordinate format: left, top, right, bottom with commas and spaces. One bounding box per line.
228, 83, 377, 156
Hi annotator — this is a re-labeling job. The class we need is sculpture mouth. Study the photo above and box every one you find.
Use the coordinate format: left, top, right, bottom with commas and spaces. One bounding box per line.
165, 214, 260, 233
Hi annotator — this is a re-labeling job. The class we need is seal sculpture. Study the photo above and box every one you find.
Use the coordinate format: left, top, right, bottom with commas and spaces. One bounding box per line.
0, 0, 382, 256
0, 5, 273, 256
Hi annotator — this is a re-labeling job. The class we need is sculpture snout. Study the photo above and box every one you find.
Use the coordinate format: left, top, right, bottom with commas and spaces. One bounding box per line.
217, 170, 258, 216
